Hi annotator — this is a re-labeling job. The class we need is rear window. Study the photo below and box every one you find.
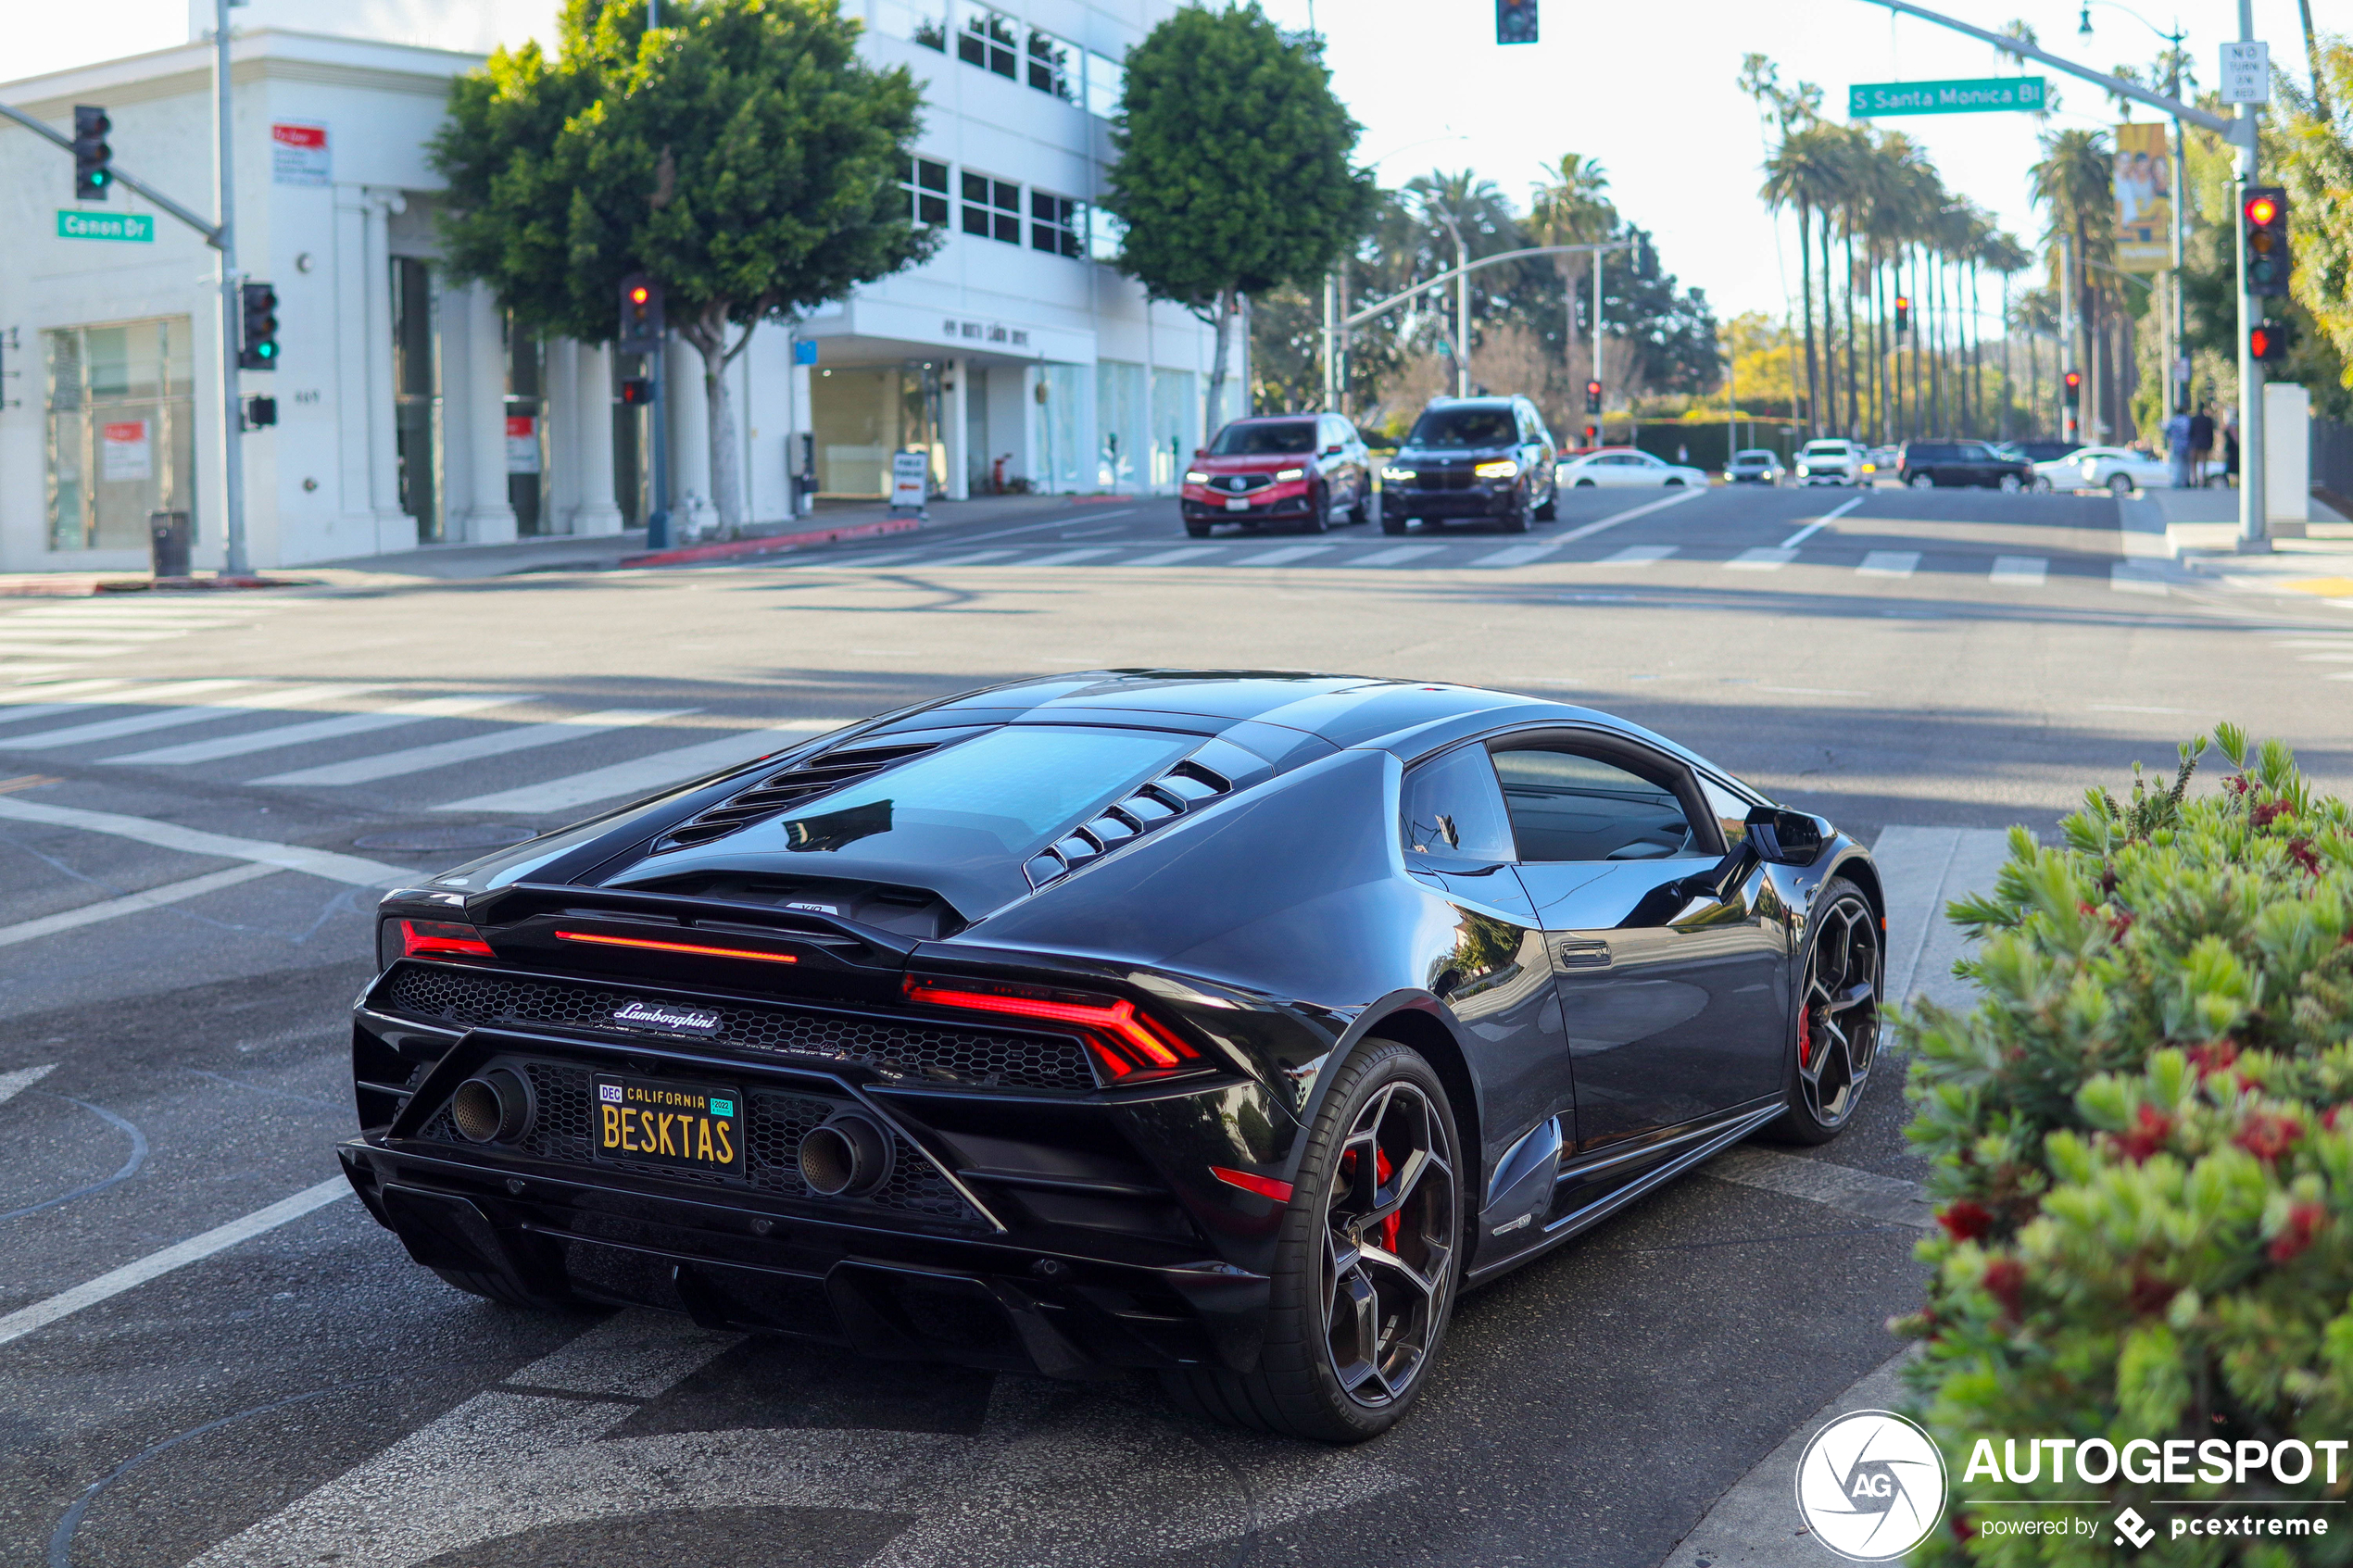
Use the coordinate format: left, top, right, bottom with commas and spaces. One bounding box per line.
1407, 407, 1518, 448
1908, 444, 1957, 461
1209, 420, 1316, 456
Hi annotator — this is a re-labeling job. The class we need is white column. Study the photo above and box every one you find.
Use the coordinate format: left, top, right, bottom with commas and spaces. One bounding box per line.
462, 282, 517, 544
573, 342, 624, 535
361, 191, 407, 550
544, 337, 579, 533
946, 356, 970, 500
789, 356, 814, 515
331, 193, 375, 539
668, 336, 711, 516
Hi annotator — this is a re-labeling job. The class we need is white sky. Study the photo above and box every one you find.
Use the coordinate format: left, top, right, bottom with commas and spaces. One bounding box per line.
9, 0, 2322, 323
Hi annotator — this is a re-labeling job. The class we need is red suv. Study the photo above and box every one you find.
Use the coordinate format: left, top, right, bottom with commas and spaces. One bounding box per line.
1180, 414, 1371, 537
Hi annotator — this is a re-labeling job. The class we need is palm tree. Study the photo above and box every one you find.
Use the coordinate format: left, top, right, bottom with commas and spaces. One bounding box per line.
1763, 124, 1844, 433
1976, 229, 2032, 437
1529, 154, 1617, 388
2031, 129, 2115, 434
1403, 169, 1517, 395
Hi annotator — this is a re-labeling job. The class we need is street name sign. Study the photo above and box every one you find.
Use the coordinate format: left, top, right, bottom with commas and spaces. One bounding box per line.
1848, 77, 2046, 117
57, 210, 155, 243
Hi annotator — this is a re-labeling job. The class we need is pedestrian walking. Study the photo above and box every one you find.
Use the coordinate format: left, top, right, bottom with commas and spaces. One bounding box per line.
2164, 408, 2194, 488
2224, 415, 2241, 487
2188, 404, 2216, 487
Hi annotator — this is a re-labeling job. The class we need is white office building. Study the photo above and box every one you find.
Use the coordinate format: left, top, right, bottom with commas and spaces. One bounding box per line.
0, 0, 1233, 573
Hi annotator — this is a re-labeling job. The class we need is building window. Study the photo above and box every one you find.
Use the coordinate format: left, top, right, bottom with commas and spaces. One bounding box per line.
904, 157, 949, 225
1031, 192, 1083, 257
1026, 28, 1074, 100
1087, 206, 1125, 263
957, 6, 1017, 78
1084, 49, 1125, 119
962, 172, 1021, 245
43, 316, 195, 552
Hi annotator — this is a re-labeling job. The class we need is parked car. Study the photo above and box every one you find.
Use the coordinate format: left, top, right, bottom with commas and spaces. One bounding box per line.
2066, 445, 2174, 495
1895, 440, 2034, 491
1792, 439, 1869, 486
1557, 447, 1710, 489
349, 670, 1882, 1441
1861, 445, 1901, 483
1725, 448, 1785, 485
1181, 414, 1371, 537
1378, 395, 1560, 533
2008, 439, 2082, 465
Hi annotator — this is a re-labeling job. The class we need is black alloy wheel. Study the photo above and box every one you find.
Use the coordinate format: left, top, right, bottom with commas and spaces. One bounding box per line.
1184, 519, 1214, 538
1301, 482, 1329, 533
1381, 511, 1409, 535
1499, 487, 1531, 533
1533, 482, 1558, 521
1162, 1039, 1461, 1442
1773, 877, 1881, 1144
1347, 483, 1369, 526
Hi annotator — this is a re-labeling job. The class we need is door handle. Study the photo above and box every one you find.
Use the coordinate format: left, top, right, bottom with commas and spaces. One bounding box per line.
1556, 938, 1611, 969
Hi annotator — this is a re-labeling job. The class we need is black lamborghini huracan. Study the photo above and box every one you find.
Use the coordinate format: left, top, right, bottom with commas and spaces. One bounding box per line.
342, 672, 1884, 1441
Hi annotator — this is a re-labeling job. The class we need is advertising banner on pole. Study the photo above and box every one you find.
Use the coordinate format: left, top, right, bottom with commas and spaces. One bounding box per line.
2112, 121, 2171, 272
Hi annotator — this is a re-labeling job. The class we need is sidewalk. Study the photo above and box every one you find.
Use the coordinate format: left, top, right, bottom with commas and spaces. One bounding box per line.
2138, 488, 2353, 611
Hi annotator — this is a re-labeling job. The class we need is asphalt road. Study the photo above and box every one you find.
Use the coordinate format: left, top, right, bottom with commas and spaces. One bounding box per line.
5, 483, 2349, 1568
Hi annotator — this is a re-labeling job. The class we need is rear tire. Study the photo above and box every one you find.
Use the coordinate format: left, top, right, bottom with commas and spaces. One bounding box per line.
1998, 474, 2022, 494
1184, 520, 1213, 538
1160, 1039, 1461, 1442
2108, 472, 2134, 495
1908, 472, 1935, 490
1347, 490, 1369, 526
1500, 491, 1530, 533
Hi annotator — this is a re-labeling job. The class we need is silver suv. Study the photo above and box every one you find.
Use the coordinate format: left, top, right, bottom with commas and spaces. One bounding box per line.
1793, 439, 1867, 487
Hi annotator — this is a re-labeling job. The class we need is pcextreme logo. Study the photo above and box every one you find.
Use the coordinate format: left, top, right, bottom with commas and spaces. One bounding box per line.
1795, 1411, 1948, 1562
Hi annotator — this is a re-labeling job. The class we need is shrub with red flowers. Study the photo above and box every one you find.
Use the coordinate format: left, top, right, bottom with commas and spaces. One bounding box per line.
1898, 725, 2353, 1563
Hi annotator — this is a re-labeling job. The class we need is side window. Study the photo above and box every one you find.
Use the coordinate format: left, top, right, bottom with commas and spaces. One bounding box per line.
1491, 745, 1710, 862
1399, 746, 1516, 869
1698, 774, 1755, 848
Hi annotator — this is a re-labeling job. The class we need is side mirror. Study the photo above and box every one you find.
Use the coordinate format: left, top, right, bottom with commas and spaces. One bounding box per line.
1321, 444, 1343, 457
1745, 806, 1831, 866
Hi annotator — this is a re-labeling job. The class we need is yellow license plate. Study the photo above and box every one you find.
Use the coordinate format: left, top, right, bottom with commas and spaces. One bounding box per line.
594, 1073, 744, 1175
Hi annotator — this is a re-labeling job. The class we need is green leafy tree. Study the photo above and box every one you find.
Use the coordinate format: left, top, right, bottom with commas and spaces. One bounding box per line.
433, 0, 934, 532
1103, 3, 1374, 431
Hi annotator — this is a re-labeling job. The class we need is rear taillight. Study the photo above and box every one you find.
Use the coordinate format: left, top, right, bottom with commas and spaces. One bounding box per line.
900, 974, 1200, 1083
398, 919, 495, 960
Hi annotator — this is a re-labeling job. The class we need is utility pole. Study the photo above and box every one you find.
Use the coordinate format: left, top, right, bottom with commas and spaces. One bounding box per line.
2060, 231, 2078, 445
1592, 249, 1604, 438
2168, 47, 2189, 419
2232, 0, 2268, 550
213, 0, 248, 576
1434, 209, 1470, 397
1321, 272, 1337, 409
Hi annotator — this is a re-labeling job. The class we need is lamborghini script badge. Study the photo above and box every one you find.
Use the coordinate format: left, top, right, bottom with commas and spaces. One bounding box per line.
610, 1000, 724, 1035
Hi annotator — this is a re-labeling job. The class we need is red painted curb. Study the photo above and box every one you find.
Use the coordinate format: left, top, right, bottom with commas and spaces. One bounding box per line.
620, 515, 922, 568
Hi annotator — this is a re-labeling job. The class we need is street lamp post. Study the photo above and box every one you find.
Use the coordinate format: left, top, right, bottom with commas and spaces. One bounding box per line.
1433, 207, 1471, 398
2078, 2, 2191, 418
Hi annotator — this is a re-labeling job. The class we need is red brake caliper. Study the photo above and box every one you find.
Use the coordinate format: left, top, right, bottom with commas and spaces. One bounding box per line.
1798, 1008, 1813, 1070
1376, 1148, 1401, 1251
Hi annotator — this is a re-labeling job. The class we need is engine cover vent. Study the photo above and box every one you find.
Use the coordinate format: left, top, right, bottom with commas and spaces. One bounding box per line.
1020, 759, 1232, 890
652, 732, 969, 853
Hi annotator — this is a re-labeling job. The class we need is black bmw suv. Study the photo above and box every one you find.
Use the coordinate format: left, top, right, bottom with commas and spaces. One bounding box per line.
1379, 396, 1560, 533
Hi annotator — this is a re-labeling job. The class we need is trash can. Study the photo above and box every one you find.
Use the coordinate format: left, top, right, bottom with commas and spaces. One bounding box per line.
149, 510, 191, 578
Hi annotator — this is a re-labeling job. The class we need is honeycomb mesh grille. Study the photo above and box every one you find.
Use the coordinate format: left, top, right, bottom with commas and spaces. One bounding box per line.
381, 964, 1092, 1091
415, 1060, 979, 1225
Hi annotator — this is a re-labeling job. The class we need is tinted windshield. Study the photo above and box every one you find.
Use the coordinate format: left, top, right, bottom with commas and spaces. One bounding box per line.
1732, 450, 1775, 462
1406, 407, 1518, 448
1210, 420, 1316, 456
1802, 443, 1849, 456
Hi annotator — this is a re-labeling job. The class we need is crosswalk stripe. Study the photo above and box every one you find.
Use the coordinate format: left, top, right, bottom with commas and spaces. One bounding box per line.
1856, 550, 1919, 578
1025, 546, 1122, 567
1473, 543, 1561, 567
2110, 563, 2169, 596
0, 796, 413, 886
1727, 547, 1796, 571
434, 719, 847, 815
0, 681, 258, 745
0, 863, 282, 948
105, 693, 536, 766
1231, 544, 1337, 566
0, 627, 197, 644
1120, 546, 1232, 566
1990, 555, 2048, 586
1355, 545, 1446, 566
0, 684, 384, 750
1599, 545, 1677, 567
0, 665, 89, 680
0, 680, 135, 721
927, 549, 1016, 566
254, 708, 698, 786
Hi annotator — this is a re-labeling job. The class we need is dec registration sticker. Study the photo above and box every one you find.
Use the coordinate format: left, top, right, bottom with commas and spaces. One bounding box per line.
594, 1074, 744, 1175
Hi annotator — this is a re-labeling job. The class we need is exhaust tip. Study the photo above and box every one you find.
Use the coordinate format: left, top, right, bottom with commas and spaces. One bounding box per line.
450, 1067, 533, 1144
798, 1111, 892, 1197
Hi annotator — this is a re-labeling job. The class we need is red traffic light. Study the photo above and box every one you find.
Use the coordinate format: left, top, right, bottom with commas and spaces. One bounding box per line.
2246, 194, 2280, 227
629, 285, 650, 305
2063, 370, 2082, 388
2249, 323, 2292, 362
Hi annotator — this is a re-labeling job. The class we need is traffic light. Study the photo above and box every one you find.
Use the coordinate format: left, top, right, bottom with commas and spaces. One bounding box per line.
1495, 0, 1537, 44
2243, 186, 2290, 296
1894, 295, 1910, 333
237, 282, 279, 370
1585, 379, 1603, 415
2062, 370, 2082, 408
1636, 237, 1657, 279
619, 377, 654, 406
72, 106, 111, 200
2250, 320, 2295, 363
617, 273, 664, 353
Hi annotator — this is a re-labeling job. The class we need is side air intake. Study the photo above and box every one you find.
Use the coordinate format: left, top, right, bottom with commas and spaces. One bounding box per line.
1020, 759, 1231, 889
651, 732, 972, 852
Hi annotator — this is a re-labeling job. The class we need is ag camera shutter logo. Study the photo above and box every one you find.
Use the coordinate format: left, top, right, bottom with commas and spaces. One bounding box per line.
1794, 1410, 1948, 1561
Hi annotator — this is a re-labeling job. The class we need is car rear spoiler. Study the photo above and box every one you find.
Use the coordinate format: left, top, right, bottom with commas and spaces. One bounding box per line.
464, 881, 920, 968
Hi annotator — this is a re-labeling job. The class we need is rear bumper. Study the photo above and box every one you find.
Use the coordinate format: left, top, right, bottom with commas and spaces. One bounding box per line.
341, 1140, 1269, 1377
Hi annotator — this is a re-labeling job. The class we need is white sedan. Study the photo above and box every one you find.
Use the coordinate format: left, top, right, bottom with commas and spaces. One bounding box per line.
1558, 448, 1711, 489
2066, 446, 2174, 495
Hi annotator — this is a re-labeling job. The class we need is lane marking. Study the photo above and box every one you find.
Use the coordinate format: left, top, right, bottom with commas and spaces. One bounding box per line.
2110, 563, 2170, 596
1353, 544, 1446, 566
0, 679, 133, 707
1231, 544, 1337, 566
0, 1064, 57, 1106
0, 864, 282, 948
1705, 1148, 1932, 1229
944, 508, 1139, 546
0, 1176, 349, 1348
1599, 545, 1677, 567
1856, 550, 1919, 579
1726, 547, 1796, 571
1022, 546, 1122, 567
1777, 521, 1827, 549
255, 707, 698, 787
107, 693, 535, 766
1118, 546, 1232, 567
0, 797, 415, 886
8, 683, 386, 748
1552, 483, 1708, 542
1989, 555, 2048, 586
435, 719, 844, 815
1473, 542, 1562, 567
